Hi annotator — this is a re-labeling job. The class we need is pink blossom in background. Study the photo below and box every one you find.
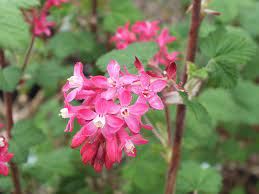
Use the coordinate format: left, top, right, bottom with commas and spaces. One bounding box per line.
111, 20, 179, 71
0, 136, 14, 176
23, 0, 68, 37
45, 0, 69, 9
60, 58, 170, 172
32, 12, 55, 37
110, 23, 136, 49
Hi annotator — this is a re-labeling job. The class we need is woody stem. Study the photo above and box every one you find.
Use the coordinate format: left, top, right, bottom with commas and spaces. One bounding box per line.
164, 0, 202, 194
0, 49, 23, 194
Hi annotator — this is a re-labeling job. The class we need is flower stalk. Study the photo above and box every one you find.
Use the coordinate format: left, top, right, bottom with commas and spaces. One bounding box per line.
0, 49, 22, 194
165, 0, 202, 194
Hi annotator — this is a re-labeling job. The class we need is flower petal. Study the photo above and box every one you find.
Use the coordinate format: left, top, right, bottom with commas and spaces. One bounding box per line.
91, 76, 108, 88
95, 98, 109, 114
129, 103, 149, 115
106, 136, 118, 162
119, 90, 132, 106
74, 62, 83, 77
150, 80, 167, 92
106, 115, 124, 129
107, 60, 120, 80
101, 87, 117, 100
148, 94, 164, 110
131, 134, 148, 145
78, 109, 96, 120
66, 89, 78, 102
125, 115, 140, 133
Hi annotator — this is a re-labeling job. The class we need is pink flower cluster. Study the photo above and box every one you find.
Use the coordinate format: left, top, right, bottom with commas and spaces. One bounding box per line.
24, 0, 68, 37
111, 21, 179, 68
0, 136, 14, 176
60, 58, 175, 172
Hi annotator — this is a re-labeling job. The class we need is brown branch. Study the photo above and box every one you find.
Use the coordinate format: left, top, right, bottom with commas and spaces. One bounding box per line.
164, 104, 172, 146
90, 0, 98, 35
165, 1, 202, 194
0, 49, 23, 194
21, 35, 35, 72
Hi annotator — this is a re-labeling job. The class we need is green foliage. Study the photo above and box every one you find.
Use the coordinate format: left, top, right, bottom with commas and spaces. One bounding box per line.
103, 0, 142, 32
199, 80, 259, 125
176, 161, 222, 194
0, 2, 30, 50
96, 42, 158, 73
29, 61, 73, 93
200, 28, 256, 88
0, 66, 21, 91
9, 120, 46, 164
122, 143, 166, 194
48, 31, 97, 59
188, 63, 208, 79
5, 0, 39, 8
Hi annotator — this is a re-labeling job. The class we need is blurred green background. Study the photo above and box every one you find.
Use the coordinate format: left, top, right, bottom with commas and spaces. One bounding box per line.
0, 0, 259, 194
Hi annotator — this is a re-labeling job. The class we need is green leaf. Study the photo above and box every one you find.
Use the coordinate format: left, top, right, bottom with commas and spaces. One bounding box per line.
48, 31, 97, 59
188, 62, 208, 79
177, 161, 222, 194
4, 0, 39, 8
103, 0, 142, 33
96, 42, 158, 73
181, 92, 212, 128
122, 143, 166, 194
206, 59, 238, 88
201, 29, 255, 66
200, 28, 256, 88
240, 2, 259, 37
210, 0, 239, 23
36, 61, 72, 92
0, 66, 21, 92
0, 2, 30, 50
9, 120, 46, 164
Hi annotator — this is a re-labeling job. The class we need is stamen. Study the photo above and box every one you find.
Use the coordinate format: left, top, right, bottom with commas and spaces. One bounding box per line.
93, 115, 106, 128
67, 76, 83, 88
59, 108, 70, 118
120, 107, 130, 117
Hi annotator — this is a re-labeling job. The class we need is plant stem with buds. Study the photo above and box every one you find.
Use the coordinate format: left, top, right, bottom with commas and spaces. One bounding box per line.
164, 1, 202, 194
0, 49, 23, 194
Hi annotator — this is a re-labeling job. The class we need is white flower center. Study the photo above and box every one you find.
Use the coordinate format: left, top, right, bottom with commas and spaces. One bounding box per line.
67, 76, 83, 88
107, 77, 116, 87
120, 107, 130, 117
125, 140, 135, 153
59, 108, 70, 118
93, 115, 106, 128
0, 137, 5, 147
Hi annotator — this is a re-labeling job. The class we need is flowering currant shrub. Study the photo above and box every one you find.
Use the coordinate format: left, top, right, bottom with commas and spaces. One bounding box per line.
0, 136, 13, 176
60, 57, 176, 172
23, 0, 68, 37
111, 21, 179, 68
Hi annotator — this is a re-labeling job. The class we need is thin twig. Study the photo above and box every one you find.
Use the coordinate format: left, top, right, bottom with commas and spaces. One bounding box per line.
165, 1, 202, 194
164, 104, 172, 146
143, 116, 166, 147
90, 0, 98, 35
0, 49, 23, 194
21, 35, 35, 72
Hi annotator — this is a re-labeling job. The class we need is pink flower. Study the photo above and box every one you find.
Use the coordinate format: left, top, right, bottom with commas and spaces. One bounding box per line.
118, 90, 148, 133
157, 28, 176, 48
63, 62, 93, 102
118, 129, 148, 157
45, 0, 68, 9
91, 60, 137, 100
132, 67, 167, 110
132, 21, 160, 41
32, 12, 55, 37
110, 22, 136, 49
71, 98, 123, 148
61, 59, 170, 172
0, 136, 13, 176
